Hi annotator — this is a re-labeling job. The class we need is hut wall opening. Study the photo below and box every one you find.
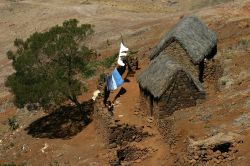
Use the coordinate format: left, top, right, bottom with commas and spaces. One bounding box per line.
199, 60, 205, 82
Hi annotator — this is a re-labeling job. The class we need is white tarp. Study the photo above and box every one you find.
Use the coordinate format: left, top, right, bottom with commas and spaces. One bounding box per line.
117, 42, 129, 66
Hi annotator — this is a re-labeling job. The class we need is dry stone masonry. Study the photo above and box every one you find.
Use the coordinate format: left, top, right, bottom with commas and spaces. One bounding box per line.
186, 132, 243, 165
137, 16, 219, 144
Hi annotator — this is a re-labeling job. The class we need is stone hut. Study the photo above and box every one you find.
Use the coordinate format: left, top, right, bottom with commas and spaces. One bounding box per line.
137, 16, 217, 118
137, 56, 205, 118
150, 16, 217, 81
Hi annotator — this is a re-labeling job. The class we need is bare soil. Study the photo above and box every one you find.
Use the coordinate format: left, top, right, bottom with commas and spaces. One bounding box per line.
0, 0, 250, 165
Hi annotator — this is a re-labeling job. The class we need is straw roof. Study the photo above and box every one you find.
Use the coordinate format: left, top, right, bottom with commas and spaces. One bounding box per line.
137, 53, 204, 98
150, 16, 217, 64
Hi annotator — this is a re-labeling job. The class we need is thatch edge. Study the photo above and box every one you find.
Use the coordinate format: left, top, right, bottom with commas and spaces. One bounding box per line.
137, 67, 205, 99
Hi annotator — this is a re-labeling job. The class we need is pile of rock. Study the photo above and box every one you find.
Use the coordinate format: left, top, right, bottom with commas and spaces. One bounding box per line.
108, 124, 149, 147
93, 97, 113, 142
93, 91, 153, 165
126, 56, 139, 72
186, 132, 243, 165
93, 97, 150, 149
157, 118, 176, 145
110, 146, 151, 165
117, 146, 149, 162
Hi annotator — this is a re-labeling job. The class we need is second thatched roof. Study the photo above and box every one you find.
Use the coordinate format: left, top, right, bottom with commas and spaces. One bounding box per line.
137, 53, 204, 98
150, 16, 217, 64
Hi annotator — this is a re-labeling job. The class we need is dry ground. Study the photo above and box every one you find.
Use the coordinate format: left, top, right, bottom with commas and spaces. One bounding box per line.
0, 0, 250, 165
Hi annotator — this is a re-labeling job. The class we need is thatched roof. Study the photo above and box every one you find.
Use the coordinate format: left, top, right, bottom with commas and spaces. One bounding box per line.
137, 53, 204, 98
150, 16, 217, 64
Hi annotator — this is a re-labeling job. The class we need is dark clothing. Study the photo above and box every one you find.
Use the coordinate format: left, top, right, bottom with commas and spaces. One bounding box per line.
108, 104, 114, 116
103, 84, 110, 105
117, 65, 126, 76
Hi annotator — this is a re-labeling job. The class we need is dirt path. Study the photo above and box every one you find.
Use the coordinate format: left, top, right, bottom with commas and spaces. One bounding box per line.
107, 70, 173, 165
0, 0, 250, 165
111, 75, 142, 125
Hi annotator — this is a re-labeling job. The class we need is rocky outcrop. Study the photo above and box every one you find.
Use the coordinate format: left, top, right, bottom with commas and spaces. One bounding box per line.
186, 132, 243, 165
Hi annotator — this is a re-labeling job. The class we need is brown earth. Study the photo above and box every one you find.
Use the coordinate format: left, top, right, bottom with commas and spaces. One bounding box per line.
0, 0, 250, 165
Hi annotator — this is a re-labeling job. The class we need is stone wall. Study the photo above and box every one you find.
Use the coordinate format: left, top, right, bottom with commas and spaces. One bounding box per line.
139, 88, 153, 117
138, 71, 205, 145
204, 59, 223, 87
163, 41, 199, 78
139, 41, 206, 119
93, 95, 149, 148
93, 96, 113, 143
93, 96, 151, 165
157, 117, 176, 146
185, 132, 242, 165
151, 71, 204, 119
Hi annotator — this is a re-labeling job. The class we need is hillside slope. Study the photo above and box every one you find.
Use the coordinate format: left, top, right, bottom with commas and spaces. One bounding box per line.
0, 0, 249, 165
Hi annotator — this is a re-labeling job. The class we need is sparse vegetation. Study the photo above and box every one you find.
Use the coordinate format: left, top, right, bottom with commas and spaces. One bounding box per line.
204, 124, 210, 129
0, 164, 17, 166
82, 61, 98, 78
128, 50, 138, 56
49, 160, 59, 166
237, 38, 250, 50
191, 0, 234, 10
7, 116, 19, 131
5, 19, 96, 115
102, 53, 118, 68
1, 0, 250, 165
3, 142, 15, 151
99, 73, 106, 84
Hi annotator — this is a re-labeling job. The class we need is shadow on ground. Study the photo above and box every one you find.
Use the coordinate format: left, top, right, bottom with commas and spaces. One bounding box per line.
25, 100, 94, 139
113, 87, 127, 103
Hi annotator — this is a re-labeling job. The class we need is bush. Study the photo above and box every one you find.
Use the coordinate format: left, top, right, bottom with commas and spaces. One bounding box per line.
83, 62, 98, 78
102, 53, 118, 68
237, 39, 250, 50
8, 116, 19, 131
0, 164, 17, 166
99, 73, 106, 84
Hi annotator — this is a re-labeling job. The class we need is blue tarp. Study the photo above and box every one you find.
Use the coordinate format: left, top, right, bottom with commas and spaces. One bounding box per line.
106, 68, 124, 91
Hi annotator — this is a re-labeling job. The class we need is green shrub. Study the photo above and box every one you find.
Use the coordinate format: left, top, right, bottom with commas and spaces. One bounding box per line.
49, 160, 59, 166
8, 116, 19, 131
0, 164, 17, 166
102, 53, 118, 68
83, 62, 98, 78
99, 73, 106, 84
238, 39, 250, 49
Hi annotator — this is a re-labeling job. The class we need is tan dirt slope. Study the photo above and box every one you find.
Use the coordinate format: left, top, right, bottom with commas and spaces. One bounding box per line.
0, 0, 250, 165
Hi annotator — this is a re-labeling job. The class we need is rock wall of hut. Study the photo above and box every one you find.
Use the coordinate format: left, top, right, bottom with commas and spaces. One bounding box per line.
139, 88, 154, 116
155, 71, 205, 118
162, 41, 200, 78
204, 59, 223, 83
139, 71, 205, 119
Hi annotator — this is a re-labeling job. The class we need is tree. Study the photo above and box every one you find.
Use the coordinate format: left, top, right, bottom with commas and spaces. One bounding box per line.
6, 19, 96, 114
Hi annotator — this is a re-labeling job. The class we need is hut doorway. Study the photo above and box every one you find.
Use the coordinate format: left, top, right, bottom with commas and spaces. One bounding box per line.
149, 95, 154, 116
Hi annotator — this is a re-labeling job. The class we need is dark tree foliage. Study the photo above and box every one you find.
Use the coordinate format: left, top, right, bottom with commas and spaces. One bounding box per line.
6, 19, 96, 110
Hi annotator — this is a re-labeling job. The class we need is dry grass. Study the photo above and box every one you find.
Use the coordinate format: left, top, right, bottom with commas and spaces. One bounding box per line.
191, 0, 234, 10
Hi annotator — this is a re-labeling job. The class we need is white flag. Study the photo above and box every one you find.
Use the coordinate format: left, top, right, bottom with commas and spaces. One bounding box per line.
117, 42, 129, 66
